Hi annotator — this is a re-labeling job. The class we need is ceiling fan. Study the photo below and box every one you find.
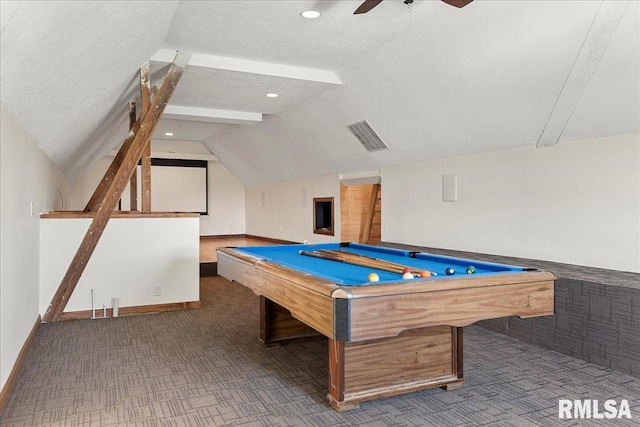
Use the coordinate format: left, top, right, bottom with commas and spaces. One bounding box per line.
354, 0, 473, 15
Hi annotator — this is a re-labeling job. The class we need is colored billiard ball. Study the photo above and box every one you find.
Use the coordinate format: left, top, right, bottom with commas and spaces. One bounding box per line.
367, 273, 380, 282
402, 272, 414, 279
445, 267, 455, 275
466, 265, 477, 274
402, 267, 411, 274
419, 270, 431, 278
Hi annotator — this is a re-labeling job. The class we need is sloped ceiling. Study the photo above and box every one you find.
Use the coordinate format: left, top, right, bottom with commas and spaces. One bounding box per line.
1, 1, 638, 186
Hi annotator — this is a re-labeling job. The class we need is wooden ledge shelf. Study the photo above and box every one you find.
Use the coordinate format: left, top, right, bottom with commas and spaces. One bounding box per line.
41, 211, 199, 219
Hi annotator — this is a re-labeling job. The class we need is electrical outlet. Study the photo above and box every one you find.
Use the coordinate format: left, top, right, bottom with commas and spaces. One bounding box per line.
152, 284, 162, 296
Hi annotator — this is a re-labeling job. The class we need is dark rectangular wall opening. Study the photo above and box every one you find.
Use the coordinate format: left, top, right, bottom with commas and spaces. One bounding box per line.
313, 197, 334, 236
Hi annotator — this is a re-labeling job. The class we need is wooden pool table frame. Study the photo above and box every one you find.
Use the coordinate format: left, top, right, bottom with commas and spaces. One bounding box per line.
217, 246, 555, 411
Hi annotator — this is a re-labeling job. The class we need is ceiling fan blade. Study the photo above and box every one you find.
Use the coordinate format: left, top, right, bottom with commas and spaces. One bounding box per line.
354, 0, 384, 14
441, 0, 473, 8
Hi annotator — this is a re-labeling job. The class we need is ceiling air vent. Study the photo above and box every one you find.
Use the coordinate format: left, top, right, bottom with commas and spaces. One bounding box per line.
347, 120, 389, 152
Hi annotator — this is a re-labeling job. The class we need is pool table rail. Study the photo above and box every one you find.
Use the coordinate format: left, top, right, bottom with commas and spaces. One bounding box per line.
346, 276, 554, 342
217, 248, 337, 338
218, 247, 340, 297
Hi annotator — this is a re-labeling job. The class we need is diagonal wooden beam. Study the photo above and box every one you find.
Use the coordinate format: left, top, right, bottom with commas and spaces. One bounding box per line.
44, 52, 190, 322
84, 120, 139, 211
140, 61, 152, 213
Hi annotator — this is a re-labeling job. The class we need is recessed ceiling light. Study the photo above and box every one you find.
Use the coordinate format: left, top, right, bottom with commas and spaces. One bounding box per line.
165, 132, 174, 136
300, 10, 321, 19
266, 93, 279, 98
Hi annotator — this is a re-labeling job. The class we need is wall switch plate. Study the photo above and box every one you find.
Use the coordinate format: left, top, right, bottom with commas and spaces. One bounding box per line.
153, 284, 162, 296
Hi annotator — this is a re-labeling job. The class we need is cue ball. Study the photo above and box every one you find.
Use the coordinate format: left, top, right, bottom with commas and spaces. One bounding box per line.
445, 267, 455, 275
367, 273, 380, 282
466, 266, 477, 274
402, 272, 414, 279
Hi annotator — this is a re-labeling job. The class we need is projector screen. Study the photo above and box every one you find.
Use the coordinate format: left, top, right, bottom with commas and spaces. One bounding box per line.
121, 159, 208, 214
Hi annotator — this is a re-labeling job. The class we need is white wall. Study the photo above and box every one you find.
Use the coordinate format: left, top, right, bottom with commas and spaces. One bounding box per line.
245, 174, 341, 243
200, 162, 245, 236
67, 157, 111, 210
382, 133, 640, 273
68, 158, 246, 236
0, 105, 70, 390
40, 217, 199, 314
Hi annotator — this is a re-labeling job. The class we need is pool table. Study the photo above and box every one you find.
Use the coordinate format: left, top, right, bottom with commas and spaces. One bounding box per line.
217, 242, 555, 411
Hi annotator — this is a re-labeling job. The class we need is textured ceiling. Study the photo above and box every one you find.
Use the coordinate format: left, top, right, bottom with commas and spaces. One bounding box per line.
163, 0, 442, 68
1, 1, 638, 185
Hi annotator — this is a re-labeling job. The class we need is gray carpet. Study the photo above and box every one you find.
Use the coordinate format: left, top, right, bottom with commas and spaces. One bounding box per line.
1, 277, 638, 426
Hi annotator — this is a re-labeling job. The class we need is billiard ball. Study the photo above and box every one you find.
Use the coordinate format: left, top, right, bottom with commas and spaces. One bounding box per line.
445, 267, 455, 275
419, 270, 431, 278
466, 265, 477, 274
367, 273, 380, 282
402, 267, 411, 274
402, 272, 414, 279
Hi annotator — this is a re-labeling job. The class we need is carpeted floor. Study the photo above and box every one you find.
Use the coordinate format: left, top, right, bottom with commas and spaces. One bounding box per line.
1, 276, 638, 426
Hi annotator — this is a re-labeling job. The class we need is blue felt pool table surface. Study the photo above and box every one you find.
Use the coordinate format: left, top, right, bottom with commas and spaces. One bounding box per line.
235, 243, 524, 286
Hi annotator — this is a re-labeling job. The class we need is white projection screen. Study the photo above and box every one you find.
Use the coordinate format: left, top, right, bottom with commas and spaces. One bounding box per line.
121, 159, 208, 214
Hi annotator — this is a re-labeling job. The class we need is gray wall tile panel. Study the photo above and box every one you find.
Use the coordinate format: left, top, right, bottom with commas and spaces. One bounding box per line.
380, 241, 640, 377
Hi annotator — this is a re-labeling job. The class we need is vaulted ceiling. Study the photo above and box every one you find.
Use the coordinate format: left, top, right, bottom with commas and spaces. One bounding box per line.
1, 1, 638, 186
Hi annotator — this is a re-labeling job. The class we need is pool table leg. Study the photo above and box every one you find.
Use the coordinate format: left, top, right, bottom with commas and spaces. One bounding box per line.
327, 326, 464, 411
441, 327, 464, 391
328, 339, 361, 411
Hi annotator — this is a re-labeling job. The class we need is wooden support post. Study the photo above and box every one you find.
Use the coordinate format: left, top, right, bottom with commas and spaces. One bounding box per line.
84, 65, 153, 212
360, 183, 380, 244
128, 102, 138, 211
140, 61, 152, 213
43, 52, 190, 322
